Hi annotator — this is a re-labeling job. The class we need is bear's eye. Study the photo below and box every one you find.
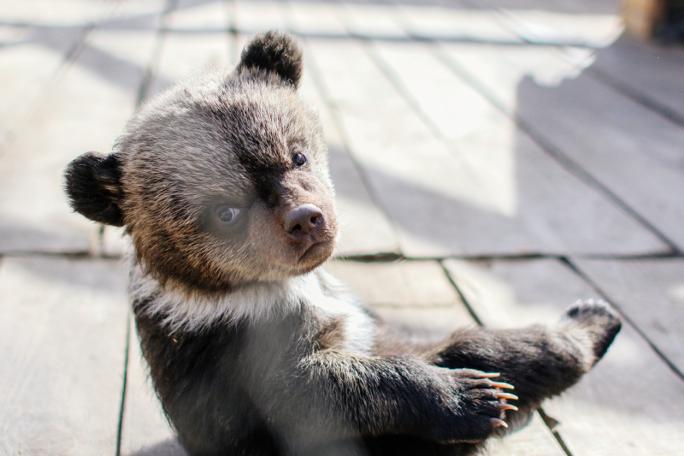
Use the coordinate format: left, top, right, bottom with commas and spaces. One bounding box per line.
292, 152, 307, 167
215, 205, 242, 224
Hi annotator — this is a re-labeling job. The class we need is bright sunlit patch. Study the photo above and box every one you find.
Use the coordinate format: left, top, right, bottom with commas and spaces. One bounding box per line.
530, 49, 596, 87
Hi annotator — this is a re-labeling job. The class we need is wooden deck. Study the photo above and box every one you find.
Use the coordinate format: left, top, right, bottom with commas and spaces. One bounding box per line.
1, 0, 683, 454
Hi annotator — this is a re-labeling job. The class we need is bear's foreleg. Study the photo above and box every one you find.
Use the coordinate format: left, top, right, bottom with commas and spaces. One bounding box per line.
422, 299, 621, 421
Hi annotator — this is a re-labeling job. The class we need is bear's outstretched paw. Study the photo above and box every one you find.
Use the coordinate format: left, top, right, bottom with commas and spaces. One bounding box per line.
436, 369, 519, 443
561, 298, 622, 368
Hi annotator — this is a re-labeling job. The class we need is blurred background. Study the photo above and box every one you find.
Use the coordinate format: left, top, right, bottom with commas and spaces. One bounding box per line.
1, 0, 683, 455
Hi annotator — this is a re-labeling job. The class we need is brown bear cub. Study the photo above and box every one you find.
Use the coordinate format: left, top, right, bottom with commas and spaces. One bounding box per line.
64, 32, 621, 456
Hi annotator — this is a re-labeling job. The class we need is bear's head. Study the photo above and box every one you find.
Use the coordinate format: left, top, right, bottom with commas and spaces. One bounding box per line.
65, 32, 337, 293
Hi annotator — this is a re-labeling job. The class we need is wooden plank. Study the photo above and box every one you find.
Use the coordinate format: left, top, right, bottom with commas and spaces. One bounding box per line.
370, 38, 665, 256
573, 257, 684, 375
121, 324, 187, 456
444, 258, 684, 454
326, 260, 465, 309
585, 35, 684, 125
470, 0, 684, 122
468, 0, 623, 47
391, 0, 522, 44
163, 2, 232, 71
328, 259, 564, 455
0, 257, 128, 455
0, 0, 161, 143
282, 0, 349, 39
0, 1, 164, 254
338, 0, 406, 39
0, 0, 119, 25
439, 42, 684, 252
163, 0, 229, 33
234, 0, 287, 37
0, 25, 82, 145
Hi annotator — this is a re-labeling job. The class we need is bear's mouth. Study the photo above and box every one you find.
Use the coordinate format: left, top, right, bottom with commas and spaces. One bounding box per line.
299, 241, 325, 261
296, 238, 334, 268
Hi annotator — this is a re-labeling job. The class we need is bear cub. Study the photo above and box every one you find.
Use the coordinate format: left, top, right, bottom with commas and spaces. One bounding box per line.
65, 32, 621, 456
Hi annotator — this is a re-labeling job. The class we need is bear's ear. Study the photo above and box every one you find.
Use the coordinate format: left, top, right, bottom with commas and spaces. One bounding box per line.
64, 152, 125, 226
237, 31, 303, 88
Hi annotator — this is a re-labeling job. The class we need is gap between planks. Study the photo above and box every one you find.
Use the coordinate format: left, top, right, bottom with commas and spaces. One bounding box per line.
382, 0, 681, 255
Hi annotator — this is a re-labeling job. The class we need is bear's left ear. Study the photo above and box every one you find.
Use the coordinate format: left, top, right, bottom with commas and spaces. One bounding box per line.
64, 152, 125, 226
237, 31, 303, 88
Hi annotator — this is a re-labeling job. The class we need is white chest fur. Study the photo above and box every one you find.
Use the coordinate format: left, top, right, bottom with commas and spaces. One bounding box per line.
129, 264, 375, 354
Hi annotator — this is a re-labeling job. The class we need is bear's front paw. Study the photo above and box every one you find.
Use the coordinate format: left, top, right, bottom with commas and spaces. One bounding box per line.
428, 368, 518, 444
561, 298, 622, 368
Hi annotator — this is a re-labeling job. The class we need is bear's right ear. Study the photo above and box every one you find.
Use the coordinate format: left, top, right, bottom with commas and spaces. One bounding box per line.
64, 152, 125, 226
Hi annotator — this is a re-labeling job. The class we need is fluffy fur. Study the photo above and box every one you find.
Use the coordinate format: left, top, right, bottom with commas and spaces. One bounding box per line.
64, 31, 621, 456
131, 261, 375, 353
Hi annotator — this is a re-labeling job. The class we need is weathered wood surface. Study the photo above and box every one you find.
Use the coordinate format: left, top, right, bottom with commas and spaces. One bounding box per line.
0, 26, 80, 144
439, 42, 684, 252
444, 258, 684, 454
163, 0, 230, 33
0, 1, 164, 254
0, 0, 119, 25
587, 35, 684, 125
234, 0, 287, 40
327, 260, 465, 309
393, 0, 522, 44
573, 257, 684, 375
0, 257, 128, 455
328, 260, 565, 455
0, 0, 165, 142
468, 0, 623, 46
148, 0, 231, 97
309, 36, 467, 258
371, 39, 665, 256
473, 0, 684, 124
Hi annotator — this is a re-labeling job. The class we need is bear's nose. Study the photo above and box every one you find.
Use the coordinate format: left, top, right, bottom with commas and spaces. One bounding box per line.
284, 204, 324, 240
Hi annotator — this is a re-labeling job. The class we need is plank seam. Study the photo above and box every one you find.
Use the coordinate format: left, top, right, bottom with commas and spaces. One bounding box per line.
115, 313, 132, 456
563, 257, 684, 381
226, 0, 240, 65
7, 249, 683, 262
353, 2, 677, 258
586, 65, 684, 129
467, 0, 684, 129
430, 44, 680, 255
